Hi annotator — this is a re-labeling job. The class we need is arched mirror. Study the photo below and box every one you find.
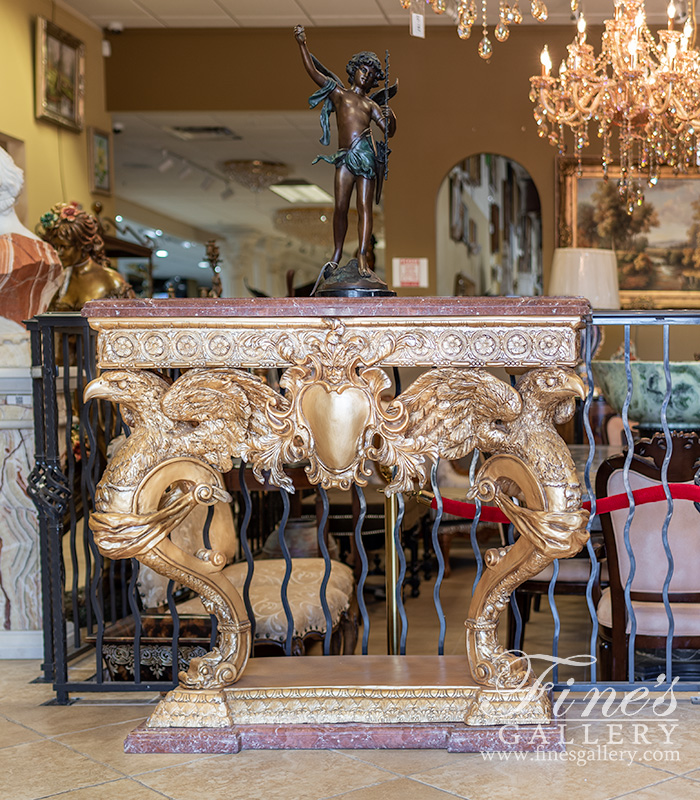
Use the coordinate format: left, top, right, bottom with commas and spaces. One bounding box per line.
436, 154, 542, 297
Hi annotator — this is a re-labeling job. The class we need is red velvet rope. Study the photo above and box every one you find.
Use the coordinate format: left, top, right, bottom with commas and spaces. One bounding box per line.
430, 483, 700, 525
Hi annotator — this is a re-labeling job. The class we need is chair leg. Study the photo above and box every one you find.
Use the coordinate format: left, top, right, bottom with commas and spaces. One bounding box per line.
437, 530, 452, 578
611, 634, 629, 682
341, 608, 359, 654
421, 517, 433, 581
597, 636, 612, 682
329, 626, 343, 655
507, 590, 531, 651
406, 528, 421, 598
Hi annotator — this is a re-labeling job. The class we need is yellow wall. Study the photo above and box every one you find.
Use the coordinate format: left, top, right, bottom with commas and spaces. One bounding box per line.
102, 24, 603, 295
0, 0, 114, 228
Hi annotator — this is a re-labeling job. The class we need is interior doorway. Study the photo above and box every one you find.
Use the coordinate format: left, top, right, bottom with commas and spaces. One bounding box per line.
436, 153, 542, 298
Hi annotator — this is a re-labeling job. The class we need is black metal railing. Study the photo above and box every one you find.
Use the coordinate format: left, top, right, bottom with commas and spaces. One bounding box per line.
28, 310, 700, 701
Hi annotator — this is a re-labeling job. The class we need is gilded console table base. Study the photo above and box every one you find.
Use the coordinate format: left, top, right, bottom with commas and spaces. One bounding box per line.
81, 297, 592, 748
135, 656, 558, 748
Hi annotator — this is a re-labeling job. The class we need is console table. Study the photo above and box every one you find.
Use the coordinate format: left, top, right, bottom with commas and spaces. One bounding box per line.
82, 296, 590, 753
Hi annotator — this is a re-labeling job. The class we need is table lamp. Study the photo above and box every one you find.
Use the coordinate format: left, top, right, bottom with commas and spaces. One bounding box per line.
547, 248, 620, 310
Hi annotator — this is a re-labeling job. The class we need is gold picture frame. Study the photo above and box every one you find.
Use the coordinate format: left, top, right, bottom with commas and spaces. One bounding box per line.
35, 17, 85, 132
556, 156, 700, 309
88, 128, 112, 196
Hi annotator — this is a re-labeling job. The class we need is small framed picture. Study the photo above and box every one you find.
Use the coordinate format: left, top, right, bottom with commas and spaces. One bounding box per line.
88, 128, 112, 196
35, 17, 85, 132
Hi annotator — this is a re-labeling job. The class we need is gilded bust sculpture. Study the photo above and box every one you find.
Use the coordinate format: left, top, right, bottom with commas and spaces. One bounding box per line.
39, 202, 134, 311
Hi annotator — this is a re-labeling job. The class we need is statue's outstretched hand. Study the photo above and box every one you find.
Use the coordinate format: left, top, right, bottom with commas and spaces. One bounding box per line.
294, 25, 306, 44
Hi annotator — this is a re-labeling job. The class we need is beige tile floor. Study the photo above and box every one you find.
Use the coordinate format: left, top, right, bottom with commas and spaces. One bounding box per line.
3, 539, 700, 800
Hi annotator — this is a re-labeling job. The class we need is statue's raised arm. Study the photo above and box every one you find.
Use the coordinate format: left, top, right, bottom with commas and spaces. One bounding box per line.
294, 25, 331, 88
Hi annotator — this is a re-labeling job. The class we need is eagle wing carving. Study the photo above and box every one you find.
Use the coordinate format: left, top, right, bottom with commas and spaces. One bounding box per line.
379, 368, 523, 494
160, 368, 293, 488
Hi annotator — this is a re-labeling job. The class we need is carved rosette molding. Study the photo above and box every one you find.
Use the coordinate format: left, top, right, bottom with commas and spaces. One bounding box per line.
89, 315, 583, 370
84, 302, 591, 725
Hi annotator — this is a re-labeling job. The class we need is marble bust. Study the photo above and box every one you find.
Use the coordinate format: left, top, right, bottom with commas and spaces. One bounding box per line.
0, 147, 64, 325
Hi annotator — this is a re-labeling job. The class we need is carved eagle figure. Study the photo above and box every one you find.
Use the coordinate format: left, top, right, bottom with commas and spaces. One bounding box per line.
84, 368, 291, 500
498, 366, 587, 509
382, 365, 586, 504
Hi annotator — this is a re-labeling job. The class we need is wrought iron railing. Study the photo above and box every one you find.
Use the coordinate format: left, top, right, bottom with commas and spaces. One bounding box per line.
27, 310, 700, 702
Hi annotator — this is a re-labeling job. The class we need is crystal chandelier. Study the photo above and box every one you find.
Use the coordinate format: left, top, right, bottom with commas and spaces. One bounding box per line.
399, 0, 547, 60
222, 160, 289, 192
530, 0, 700, 210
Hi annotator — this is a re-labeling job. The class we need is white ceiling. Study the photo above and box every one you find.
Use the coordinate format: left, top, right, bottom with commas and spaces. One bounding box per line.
59, 0, 679, 31
57, 0, 682, 284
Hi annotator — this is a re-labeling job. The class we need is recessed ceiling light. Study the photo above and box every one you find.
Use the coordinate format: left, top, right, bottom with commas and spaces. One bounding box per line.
269, 181, 333, 203
155, 249, 168, 258
198, 261, 209, 268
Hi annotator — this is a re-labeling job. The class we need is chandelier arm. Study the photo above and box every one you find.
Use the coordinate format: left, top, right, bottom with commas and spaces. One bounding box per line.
535, 89, 586, 126
660, 92, 697, 123
571, 83, 605, 118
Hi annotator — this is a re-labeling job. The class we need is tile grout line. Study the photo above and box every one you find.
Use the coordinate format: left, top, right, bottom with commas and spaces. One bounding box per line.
329, 748, 442, 777
604, 773, 689, 800
0, 712, 150, 742
313, 774, 475, 800
113, 775, 177, 800
35, 730, 222, 781
35, 777, 126, 800
37, 775, 175, 800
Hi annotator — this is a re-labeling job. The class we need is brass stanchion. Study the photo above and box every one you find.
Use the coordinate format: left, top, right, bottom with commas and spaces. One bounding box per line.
384, 492, 400, 655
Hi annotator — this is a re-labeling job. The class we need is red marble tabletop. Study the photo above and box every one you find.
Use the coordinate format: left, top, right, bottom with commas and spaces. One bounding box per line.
82, 296, 591, 319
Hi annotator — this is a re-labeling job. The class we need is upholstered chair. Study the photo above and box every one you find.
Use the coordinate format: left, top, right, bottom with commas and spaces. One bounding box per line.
595, 432, 700, 680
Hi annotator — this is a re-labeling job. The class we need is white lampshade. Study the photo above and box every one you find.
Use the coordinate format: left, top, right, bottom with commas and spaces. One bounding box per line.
548, 248, 620, 309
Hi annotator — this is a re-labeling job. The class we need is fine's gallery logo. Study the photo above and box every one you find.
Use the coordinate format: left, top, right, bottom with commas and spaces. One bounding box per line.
483, 653, 681, 765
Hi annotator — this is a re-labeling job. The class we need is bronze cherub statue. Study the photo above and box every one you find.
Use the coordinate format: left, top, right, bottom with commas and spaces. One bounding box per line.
294, 25, 397, 296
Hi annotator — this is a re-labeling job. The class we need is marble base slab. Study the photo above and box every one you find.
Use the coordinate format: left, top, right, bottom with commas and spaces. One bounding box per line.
125, 718, 565, 754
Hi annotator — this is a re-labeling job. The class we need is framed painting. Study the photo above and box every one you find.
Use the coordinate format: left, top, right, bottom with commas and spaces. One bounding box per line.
35, 17, 85, 132
556, 157, 700, 309
88, 128, 112, 195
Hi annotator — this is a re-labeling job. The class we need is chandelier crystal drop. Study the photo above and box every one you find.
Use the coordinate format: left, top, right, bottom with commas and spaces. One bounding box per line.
530, 0, 700, 211
401, 0, 547, 59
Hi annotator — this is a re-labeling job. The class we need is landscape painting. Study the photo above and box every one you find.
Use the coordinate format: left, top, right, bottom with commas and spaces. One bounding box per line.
557, 157, 700, 308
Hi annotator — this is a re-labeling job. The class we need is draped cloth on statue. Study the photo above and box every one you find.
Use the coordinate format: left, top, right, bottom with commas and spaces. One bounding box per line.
0, 234, 64, 323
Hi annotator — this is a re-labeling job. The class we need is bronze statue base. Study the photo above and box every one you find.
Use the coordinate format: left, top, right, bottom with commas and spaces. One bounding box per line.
314, 258, 396, 298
